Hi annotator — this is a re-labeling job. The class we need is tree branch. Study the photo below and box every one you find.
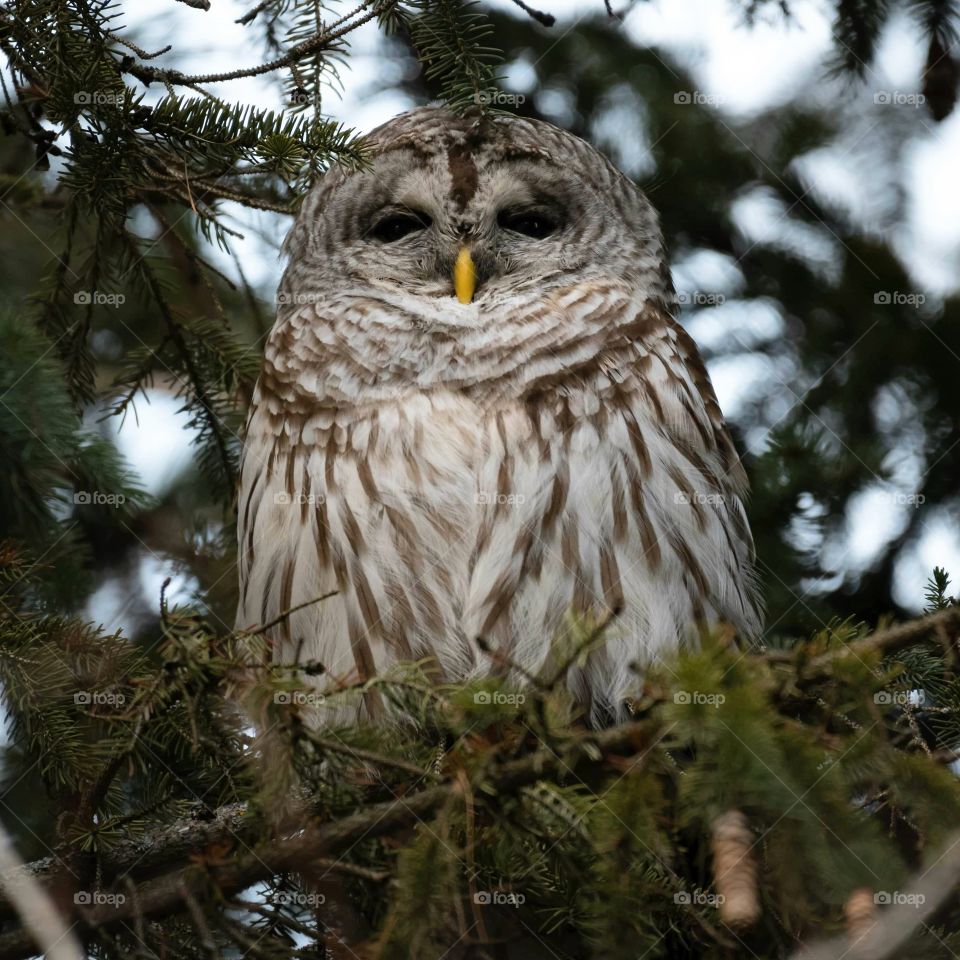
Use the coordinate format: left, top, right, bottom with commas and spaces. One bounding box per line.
764, 607, 960, 672
123, 2, 391, 87
0, 822, 84, 960
787, 830, 960, 960
0, 721, 653, 960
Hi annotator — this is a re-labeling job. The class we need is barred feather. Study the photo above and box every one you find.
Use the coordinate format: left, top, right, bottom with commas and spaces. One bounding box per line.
236, 107, 761, 723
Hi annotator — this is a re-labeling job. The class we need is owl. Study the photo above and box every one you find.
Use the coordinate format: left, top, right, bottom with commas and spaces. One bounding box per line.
236, 106, 761, 723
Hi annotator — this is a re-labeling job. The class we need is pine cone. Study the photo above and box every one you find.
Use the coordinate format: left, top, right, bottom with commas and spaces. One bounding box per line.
845, 887, 876, 943
711, 809, 759, 928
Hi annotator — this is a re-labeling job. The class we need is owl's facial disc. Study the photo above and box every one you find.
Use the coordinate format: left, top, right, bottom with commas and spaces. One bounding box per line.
345, 153, 575, 305
283, 109, 664, 316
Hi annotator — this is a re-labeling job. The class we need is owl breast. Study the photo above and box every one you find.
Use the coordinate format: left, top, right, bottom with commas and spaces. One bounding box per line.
237, 333, 760, 723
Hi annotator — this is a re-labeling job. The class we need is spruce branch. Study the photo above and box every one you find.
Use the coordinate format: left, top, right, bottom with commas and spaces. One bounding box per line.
0, 720, 655, 960
764, 606, 960, 672
122, 1, 392, 87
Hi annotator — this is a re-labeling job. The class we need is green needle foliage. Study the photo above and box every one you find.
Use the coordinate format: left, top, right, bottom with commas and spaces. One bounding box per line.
3, 546, 960, 959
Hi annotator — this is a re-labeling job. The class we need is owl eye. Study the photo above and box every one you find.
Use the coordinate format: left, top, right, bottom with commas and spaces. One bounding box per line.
370, 211, 431, 243
497, 209, 559, 239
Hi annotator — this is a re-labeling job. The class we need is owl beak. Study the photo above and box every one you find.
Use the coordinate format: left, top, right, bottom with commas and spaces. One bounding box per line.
453, 247, 477, 304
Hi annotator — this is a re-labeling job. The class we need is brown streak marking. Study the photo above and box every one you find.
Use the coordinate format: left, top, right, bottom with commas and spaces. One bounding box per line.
561, 518, 589, 613
382, 575, 418, 661
610, 466, 628, 543
243, 471, 261, 562
267, 436, 279, 481
626, 411, 653, 479
351, 563, 383, 639
314, 498, 332, 571
260, 566, 275, 629
624, 459, 661, 569
384, 504, 417, 550
667, 463, 707, 534
447, 141, 479, 210
598, 541, 624, 611
670, 530, 709, 596
343, 608, 381, 719
541, 464, 568, 539
339, 500, 365, 556
678, 395, 713, 449
412, 580, 445, 636
300, 460, 312, 525
480, 570, 516, 641
356, 456, 379, 502
284, 446, 297, 496
278, 557, 295, 643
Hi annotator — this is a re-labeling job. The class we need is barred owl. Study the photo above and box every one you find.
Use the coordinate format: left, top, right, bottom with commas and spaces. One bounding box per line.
236, 106, 761, 722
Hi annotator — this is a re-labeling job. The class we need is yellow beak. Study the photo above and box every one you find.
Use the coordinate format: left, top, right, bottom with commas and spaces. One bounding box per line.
453, 247, 477, 304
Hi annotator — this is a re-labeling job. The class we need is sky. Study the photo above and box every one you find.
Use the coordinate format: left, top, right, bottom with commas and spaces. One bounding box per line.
87, 0, 960, 627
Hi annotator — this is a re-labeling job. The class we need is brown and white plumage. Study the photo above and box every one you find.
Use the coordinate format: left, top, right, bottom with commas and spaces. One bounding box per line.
236, 107, 761, 722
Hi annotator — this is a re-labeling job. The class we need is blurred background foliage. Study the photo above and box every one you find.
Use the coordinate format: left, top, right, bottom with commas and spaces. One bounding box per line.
0, 1, 957, 669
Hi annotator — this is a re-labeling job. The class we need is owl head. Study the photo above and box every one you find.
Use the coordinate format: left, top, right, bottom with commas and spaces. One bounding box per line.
279, 107, 672, 316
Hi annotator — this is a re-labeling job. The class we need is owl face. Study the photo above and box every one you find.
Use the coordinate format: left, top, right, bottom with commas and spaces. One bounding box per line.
282, 107, 668, 314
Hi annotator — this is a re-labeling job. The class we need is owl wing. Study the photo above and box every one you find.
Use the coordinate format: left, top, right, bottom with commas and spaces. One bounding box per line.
459, 283, 761, 712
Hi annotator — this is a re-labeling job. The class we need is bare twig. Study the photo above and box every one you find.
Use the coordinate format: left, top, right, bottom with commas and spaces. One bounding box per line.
0, 821, 84, 960
306, 733, 430, 778
509, 0, 555, 26
787, 830, 960, 960
123, 2, 391, 87
242, 591, 339, 636
236, 1, 275, 25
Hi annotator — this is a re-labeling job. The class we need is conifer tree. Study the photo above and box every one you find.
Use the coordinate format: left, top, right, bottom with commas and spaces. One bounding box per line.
0, 2, 959, 959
